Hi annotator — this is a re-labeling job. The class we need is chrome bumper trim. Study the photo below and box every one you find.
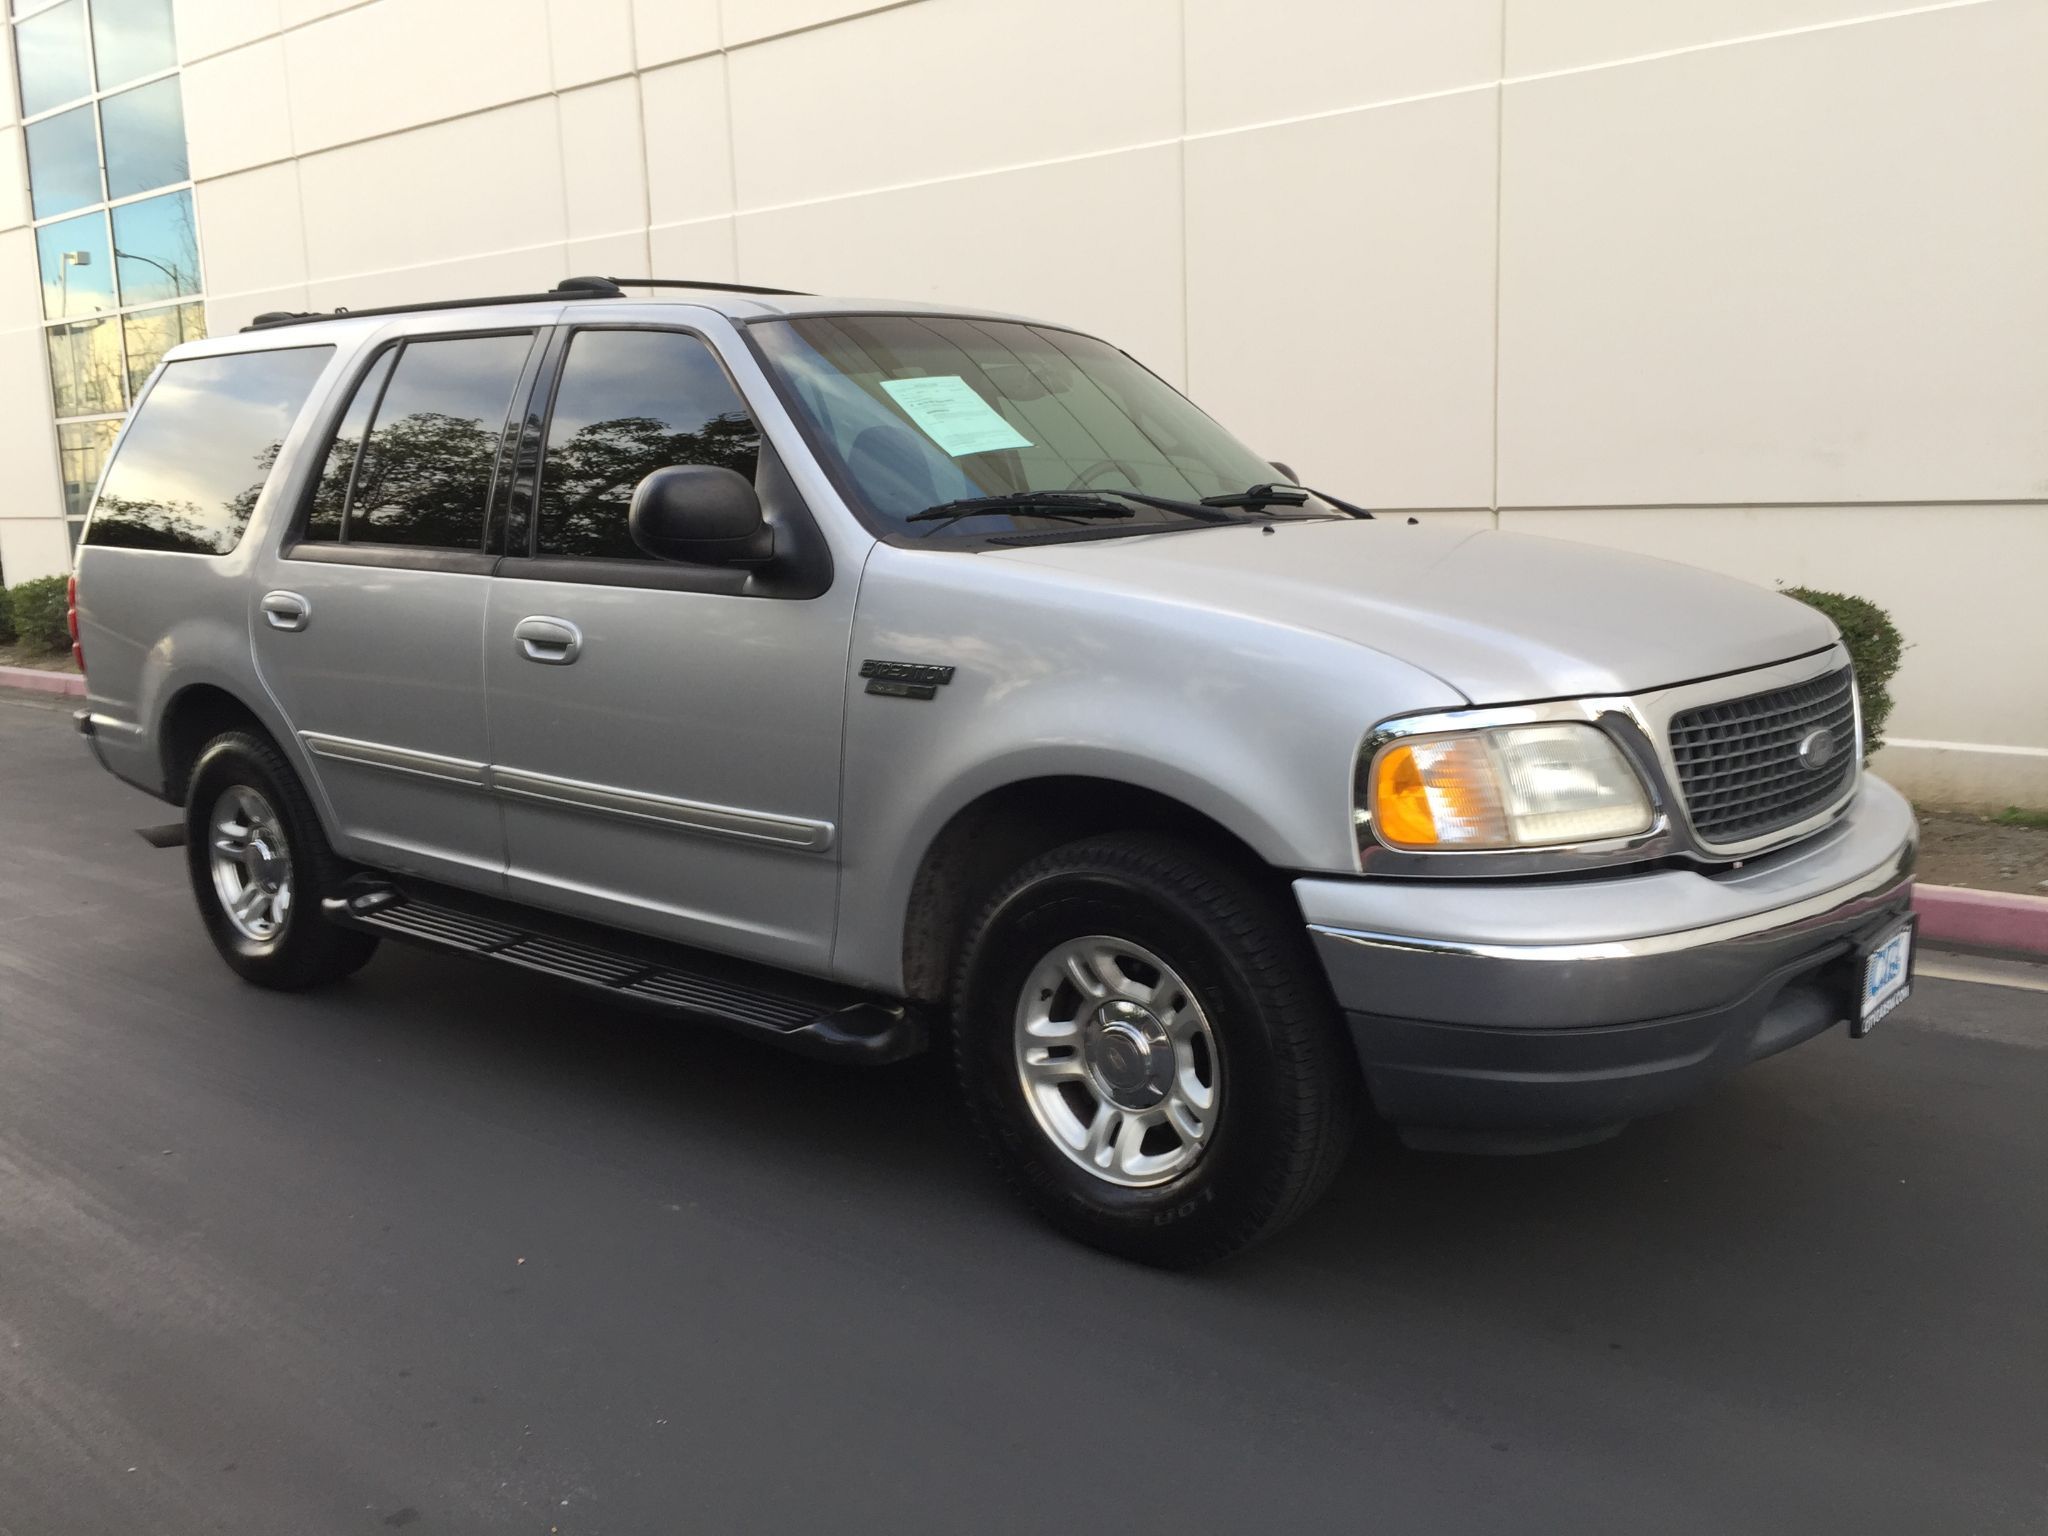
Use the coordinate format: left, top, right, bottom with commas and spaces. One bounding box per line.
1310, 859, 1912, 964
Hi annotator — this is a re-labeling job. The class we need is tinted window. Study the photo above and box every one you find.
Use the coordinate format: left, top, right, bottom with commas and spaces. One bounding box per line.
345, 333, 531, 550
122, 300, 204, 397
37, 208, 113, 320
47, 315, 124, 416
25, 103, 101, 219
58, 418, 121, 521
111, 189, 201, 304
536, 329, 760, 559
302, 348, 397, 543
100, 76, 188, 200
90, 0, 178, 90
84, 346, 333, 555
15, 0, 91, 117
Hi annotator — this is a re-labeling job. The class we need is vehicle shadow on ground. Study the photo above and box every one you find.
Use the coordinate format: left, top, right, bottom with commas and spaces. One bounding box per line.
299, 936, 1966, 1303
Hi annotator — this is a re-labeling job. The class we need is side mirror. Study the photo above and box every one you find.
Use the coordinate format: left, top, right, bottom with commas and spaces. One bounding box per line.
1269, 460, 1298, 482
628, 465, 775, 567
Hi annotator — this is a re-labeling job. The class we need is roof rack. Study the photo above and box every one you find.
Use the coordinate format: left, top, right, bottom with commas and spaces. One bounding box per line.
241, 275, 812, 332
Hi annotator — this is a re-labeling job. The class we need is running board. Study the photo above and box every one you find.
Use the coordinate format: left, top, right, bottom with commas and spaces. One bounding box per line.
320, 877, 921, 1064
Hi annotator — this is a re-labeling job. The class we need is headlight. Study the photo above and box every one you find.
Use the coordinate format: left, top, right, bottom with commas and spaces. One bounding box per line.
1362, 723, 1654, 851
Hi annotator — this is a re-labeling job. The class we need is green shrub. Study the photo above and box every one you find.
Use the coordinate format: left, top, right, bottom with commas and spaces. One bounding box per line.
6, 574, 71, 654
1784, 587, 1904, 756
0, 582, 14, 645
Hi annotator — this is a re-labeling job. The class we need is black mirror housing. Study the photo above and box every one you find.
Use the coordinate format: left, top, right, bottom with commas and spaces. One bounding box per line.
628, 465, 775, 567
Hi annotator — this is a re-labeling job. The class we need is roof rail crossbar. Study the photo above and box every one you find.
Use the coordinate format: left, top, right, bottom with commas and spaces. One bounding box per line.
240, 274, 806, 332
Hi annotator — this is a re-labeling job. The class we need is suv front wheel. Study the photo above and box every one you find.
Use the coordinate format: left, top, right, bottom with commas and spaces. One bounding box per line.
184, 730, 378, 990
952, 834, 1356, 1266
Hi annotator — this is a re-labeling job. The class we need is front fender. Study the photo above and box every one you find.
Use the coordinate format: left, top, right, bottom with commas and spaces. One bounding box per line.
829, 542, 1464, 993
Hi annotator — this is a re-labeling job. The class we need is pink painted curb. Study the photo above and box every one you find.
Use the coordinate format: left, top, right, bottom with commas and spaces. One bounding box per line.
0, 664, 84, 698
1914, 883, 2048, 959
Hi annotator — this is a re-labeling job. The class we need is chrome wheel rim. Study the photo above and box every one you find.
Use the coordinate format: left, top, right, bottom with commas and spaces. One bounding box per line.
1013, 935, 1221, 1188
209, 785, 293, 943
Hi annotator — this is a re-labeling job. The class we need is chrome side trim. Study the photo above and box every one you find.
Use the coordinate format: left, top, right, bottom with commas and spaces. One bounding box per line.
1310, 862, 1911, 963
299, 731, 489, 787
488, 765, 835, 852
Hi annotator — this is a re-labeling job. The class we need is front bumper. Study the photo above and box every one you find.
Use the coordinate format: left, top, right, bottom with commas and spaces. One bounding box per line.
1298, 776, 1918, 1151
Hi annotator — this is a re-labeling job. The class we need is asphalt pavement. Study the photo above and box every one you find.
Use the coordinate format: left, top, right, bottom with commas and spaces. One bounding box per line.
2, 691, 2043, 1535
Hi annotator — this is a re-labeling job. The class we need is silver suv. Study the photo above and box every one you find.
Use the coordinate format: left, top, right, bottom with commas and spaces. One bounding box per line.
71, 277, 1918, 1265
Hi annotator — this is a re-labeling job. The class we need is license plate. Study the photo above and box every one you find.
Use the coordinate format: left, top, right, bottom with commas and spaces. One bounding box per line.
1853, 917, 1915, 1037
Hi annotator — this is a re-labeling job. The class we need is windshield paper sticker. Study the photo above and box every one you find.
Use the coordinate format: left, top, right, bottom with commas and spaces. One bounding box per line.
879, 375, 1033, 458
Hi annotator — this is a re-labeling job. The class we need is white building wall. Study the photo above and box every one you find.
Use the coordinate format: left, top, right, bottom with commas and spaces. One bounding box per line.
0, 15, 75, 587
7, 0, 2044, 805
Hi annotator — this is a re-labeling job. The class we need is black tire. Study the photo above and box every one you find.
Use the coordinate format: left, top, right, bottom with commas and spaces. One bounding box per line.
183, 730, 378, 990
952, 833, 1356, 1267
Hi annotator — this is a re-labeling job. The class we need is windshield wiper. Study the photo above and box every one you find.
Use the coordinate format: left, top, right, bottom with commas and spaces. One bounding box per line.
1201, 482, 1374, 519
906, 492, 1141, 533
907, 488, 1239, 534
1199, 482, 1310, 511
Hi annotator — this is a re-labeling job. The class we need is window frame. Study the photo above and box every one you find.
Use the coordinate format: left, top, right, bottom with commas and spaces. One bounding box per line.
497, 320, 829, 599
280, 325, 543, 576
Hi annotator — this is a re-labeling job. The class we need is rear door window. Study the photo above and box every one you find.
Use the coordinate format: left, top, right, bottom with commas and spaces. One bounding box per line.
84, 344, 333, 554
341, 332, 534, 550
534, 328, 760, 560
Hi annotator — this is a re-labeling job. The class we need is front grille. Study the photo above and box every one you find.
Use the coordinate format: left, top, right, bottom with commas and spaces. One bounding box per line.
1668, 666, 1857, 845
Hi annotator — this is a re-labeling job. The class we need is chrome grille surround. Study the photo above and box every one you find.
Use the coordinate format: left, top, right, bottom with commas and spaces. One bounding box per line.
1667, 664, 1859, 849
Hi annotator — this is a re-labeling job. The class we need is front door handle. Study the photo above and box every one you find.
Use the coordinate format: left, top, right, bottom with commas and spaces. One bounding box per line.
260, 590, 310, 632
513, 615, 582, 665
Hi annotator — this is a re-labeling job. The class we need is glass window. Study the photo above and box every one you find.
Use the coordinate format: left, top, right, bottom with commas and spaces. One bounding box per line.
37, 209, 113, 320
24, 103, 101, 218
537, 329, 761, 560
100, 76, 187, 200
46, 315, 124, 415
122, 299, 204, 396
753, 315, 1334, 538
302, 347, 397, 543
15, 0, 90, 116
58, 418, 121, 520
85, 346, 332, 555
111, 189, 200, 304
90, 0, 176, 90
346, 333, 532, 550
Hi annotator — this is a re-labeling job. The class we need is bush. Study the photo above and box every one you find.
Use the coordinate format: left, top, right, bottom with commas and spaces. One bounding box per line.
0, 583, 13, 645
5, 574, 71, 654
1784, 587, 1904, 756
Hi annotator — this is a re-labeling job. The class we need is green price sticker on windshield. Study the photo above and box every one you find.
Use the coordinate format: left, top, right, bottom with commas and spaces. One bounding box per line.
880, 375, 1034, 458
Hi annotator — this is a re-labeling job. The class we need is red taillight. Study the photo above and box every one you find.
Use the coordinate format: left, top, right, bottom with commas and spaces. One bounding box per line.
66, 574, 85, 677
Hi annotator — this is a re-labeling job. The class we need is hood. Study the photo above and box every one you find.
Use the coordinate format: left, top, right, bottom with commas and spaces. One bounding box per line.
987, 521, 1837, 704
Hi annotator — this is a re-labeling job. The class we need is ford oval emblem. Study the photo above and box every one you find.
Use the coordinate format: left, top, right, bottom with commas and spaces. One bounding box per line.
1796, 727, 1838, 772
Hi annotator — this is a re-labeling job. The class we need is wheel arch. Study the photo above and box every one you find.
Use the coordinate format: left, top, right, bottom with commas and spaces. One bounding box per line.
158, 682, 290, 807
898, 774, 1288, 1007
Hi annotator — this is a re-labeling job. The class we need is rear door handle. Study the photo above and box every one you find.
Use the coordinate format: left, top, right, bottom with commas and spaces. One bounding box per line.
260, 590, 309, 632
513, 615, 582, 665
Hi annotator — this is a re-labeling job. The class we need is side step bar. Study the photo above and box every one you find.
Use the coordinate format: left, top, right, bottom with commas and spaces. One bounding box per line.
320, 876, 922, 1064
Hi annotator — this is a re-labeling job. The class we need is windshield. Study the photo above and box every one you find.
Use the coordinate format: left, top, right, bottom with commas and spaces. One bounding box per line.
750, 314, 1332, 538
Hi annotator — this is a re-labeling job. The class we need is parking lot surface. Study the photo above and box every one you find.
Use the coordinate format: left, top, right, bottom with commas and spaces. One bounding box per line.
2, 693, 2043, 1534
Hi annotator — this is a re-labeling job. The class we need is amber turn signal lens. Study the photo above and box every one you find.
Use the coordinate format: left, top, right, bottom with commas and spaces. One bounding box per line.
1372, 745, 1440, 846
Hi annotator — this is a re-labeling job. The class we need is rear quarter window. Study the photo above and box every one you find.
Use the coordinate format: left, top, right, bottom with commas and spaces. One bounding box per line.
84, 344, 333, 555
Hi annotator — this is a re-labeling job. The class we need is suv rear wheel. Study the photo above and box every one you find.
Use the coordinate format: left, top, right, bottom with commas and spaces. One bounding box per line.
184, 731, 378, 990
952, 833, 1356, 1266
